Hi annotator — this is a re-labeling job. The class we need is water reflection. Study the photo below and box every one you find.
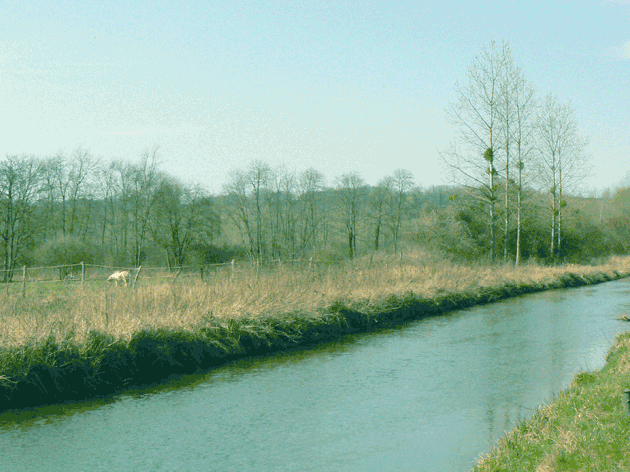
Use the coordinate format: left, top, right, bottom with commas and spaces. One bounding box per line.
2, 279, 630, 471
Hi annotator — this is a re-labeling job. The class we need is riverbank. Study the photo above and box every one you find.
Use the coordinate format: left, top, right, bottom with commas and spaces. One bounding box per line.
474, 330, 630, 471
1, 253, 630, 412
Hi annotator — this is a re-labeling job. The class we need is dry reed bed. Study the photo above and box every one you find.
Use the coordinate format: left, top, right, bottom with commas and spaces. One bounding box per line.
1, 253, 630, 411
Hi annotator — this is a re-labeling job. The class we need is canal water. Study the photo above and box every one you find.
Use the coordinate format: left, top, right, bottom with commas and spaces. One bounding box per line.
3, 279, 630, 471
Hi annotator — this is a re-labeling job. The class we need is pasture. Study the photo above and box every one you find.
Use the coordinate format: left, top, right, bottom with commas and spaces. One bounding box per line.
1, 251, 630, 411
1, 251, 630, 351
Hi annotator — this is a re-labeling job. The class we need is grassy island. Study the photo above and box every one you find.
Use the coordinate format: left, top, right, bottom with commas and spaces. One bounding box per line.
1, 251, 630, 412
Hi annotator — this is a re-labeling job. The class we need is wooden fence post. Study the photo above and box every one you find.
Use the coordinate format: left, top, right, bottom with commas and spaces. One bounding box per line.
172, 267, 182, 284
22, 266, 27, 298
132, 266, 142, 289
81, 261, 85, 285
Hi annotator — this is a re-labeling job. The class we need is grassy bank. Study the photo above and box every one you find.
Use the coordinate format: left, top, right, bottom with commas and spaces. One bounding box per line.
1, 252, 630, 412
474, 331, 630, 471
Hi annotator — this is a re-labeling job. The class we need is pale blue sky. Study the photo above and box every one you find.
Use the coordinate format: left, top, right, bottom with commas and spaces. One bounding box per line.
1, 1, 628, 194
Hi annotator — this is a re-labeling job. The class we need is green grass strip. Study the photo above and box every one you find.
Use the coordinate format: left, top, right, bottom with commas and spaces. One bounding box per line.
474, 331, 630, 471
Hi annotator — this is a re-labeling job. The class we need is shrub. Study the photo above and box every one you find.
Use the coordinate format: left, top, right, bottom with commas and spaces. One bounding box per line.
34, 236, 102, 277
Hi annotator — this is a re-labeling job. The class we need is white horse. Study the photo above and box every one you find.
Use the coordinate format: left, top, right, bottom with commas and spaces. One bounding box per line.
107, 270, 130, 287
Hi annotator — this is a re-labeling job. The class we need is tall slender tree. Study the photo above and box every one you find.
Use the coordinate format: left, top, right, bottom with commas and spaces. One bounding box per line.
224, 169, 255, 256
248, 161, 271, 261
298, 168, 325, 254
67, 146, 98, 237
536, 94, 588, 262
389, 169, 414, 252
371, 176, 392, 251
335, 172, 365, 259
442, 40, 512, 261
499, 47, 516, 261
509, 69, 537, 265
130, 146, 161, 266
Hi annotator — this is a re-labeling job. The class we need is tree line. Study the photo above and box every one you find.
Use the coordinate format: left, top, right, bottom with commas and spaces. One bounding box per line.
0, 146, 220, 280
222, 163, 418, 262
0, 144, 627, 280
0, 145, 437, 277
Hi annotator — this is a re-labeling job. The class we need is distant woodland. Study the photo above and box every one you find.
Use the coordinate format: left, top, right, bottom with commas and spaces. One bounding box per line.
3, 40, 628, 275
0, 143, 627, 282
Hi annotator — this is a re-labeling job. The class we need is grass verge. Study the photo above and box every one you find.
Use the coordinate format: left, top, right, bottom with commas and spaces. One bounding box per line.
474, 331, 630, 471
1, 252, 630, 412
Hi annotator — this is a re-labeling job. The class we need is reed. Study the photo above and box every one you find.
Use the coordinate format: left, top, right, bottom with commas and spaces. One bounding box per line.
1, 251, 630, 410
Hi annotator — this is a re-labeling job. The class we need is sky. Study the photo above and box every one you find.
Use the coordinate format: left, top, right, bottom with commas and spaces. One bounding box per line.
1, 0, 628, 195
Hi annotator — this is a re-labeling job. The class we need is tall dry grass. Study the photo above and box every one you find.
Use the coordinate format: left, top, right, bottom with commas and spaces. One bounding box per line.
1, 251, 629, 350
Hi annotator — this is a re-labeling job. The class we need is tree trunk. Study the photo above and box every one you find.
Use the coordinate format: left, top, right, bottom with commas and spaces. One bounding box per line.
515, 160, 522, 266
557, 153, 563, 260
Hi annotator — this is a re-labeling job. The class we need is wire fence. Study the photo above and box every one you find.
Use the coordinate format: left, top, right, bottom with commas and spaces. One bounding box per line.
0, 257, 333, 295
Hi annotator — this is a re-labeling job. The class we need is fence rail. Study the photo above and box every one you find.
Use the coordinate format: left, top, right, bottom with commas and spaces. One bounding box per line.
0, 257, 332, 296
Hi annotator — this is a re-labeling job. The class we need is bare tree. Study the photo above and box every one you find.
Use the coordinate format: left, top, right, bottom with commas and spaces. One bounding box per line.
110, 160, 135, 255
278, 168, 298, 258
535, 94, 588, 262
39, 156, 61, 239
0, 155, 41, 281
498, 48, 516, 261
265, 167, 284, 259
249, 161, 271, 261
298, 168, 325, 255
389, 169, 414, 252
45, 147, 98, 238
95, 163, 118, 246
371, 176, 392, 251
509, 69, 537, 265
222, 161, 272, 261
335, 172, 365, 259
224, 169, 255, 255
49, 150, 70, 236
67, 146, 98, 236
441, 40, 512, 261
267, 166, 301, 259
151, 179, 220, 267
130, 147, 161, 266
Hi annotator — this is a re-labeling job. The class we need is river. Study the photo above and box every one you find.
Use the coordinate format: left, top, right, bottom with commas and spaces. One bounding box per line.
2, 278, 630, 471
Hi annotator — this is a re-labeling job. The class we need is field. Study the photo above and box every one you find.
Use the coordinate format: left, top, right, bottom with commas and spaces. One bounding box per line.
1, 250, 630, 411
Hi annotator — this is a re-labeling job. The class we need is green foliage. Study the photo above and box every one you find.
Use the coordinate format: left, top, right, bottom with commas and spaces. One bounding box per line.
151, 180, 222, 267
561, 223, 613, 262
34, 236, 101, 266
188, 243, 247, 264
312, 242, 350, 263
603, 217, 630, 253
413, 208, 482, 261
